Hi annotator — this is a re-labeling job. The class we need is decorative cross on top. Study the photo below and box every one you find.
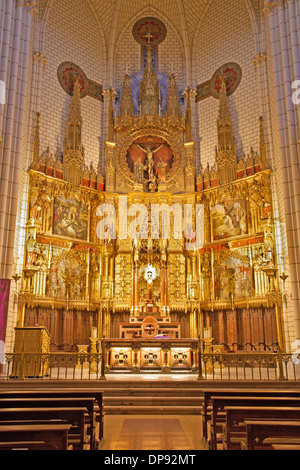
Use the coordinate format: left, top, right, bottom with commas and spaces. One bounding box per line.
124, 64, 131, 75
146, 31, 153, 44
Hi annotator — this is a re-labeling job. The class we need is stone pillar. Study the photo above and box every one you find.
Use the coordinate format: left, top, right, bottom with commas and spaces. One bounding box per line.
264, 0, 300, 341
286, 0, 300, 136
0, 1, 36, 280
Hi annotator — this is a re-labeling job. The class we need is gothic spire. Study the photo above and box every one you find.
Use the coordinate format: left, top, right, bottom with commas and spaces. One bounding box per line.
184, 87, 193, 142
166, 73, 181, 118
216, 74, 237, 185
63, 77, 84, 186
66, 77, 82, 152
118, 73, 134, 118
217, 74, 235, 153
139, 36, 161, 116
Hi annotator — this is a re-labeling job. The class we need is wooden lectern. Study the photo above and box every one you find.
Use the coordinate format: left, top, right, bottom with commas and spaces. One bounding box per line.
13, 326, 51, 378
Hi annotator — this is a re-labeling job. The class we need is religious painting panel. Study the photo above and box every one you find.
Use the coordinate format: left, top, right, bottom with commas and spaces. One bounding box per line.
214, 255, 251, 301
211, 199, 247, 241
53, 196, 88, 240
48, 251, 87, 301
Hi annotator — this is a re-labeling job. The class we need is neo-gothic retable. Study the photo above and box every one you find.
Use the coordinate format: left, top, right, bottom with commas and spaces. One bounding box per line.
1, 0, 300, 375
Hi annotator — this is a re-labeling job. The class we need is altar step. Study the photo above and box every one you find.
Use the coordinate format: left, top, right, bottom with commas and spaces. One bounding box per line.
100, 382, 204, 415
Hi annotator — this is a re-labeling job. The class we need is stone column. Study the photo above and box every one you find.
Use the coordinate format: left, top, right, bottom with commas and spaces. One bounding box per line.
264, 0, 300, 341
287, 0, 300, 134
0, 1, 36, 281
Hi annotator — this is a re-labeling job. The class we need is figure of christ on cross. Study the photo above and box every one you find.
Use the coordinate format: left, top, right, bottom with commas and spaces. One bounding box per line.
135, 143, 165, 180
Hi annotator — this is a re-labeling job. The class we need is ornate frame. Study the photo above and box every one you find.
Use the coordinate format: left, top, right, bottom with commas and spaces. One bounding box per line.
116, 128, 185, 186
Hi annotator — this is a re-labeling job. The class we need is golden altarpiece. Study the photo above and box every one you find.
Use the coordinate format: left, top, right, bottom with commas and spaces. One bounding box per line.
16, 41, 285, 372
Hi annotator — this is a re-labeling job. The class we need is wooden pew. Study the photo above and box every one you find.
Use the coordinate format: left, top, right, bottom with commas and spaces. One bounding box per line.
0, 407, 87, 450
272, 444, 300, 450
243, 420, 300, 450
0, 441, 49, 450
222, 406, 300, 450
0, 389, 104, 442
202, 388, 300, 441
209, 396, 300, 450
0, 397, 96, 450
0, 424, 72, 450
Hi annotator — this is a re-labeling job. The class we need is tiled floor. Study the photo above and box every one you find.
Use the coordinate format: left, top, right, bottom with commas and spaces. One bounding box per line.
101, 415, 206, 450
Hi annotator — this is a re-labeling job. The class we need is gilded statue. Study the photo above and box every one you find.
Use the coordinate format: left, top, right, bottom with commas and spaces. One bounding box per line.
134, 156, 145, 183
157, 156, 168, 183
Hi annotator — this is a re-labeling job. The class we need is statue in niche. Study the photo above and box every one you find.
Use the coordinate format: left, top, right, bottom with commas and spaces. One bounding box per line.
134, 156, 145, 183
61, 268, 72, 299
26, 233, 38, 267
157, 156, 168, 183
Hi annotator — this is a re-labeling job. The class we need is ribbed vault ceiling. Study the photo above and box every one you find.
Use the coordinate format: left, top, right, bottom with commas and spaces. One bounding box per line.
38, 0, 263, 55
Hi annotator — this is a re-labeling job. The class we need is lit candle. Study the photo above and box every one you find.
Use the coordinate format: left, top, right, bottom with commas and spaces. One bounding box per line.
92, 327, 98, 339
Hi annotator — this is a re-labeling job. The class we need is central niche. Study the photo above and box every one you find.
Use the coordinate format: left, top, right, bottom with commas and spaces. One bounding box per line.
126, 135, 174, 192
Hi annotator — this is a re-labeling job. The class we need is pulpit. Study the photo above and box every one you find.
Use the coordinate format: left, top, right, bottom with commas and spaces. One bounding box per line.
13, 326, 51, 378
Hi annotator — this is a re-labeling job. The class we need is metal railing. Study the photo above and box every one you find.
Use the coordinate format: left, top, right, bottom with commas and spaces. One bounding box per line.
1, 342, 299, 382
0, 352, 106, 381
197, 351, 300, 381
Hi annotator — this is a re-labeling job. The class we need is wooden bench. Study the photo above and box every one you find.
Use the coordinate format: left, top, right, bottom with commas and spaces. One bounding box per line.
272, 444, 300, 450
0, 440, 50, 450
209, 396, 300, 450
202, 388, 300, 441
0, 389, 104, 442
0, 397, 96, 450
243, 420, 300, 450
0, 407, 87, 450
221, 406, 300, 450
0, 424, 72, 450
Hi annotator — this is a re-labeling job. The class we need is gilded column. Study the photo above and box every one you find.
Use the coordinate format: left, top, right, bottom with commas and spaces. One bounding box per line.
105, 142, 116, 193
134, 260, 140, 316
132, 241, 140, 316
184, 142, 196, 193
160, 242, 169, 316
